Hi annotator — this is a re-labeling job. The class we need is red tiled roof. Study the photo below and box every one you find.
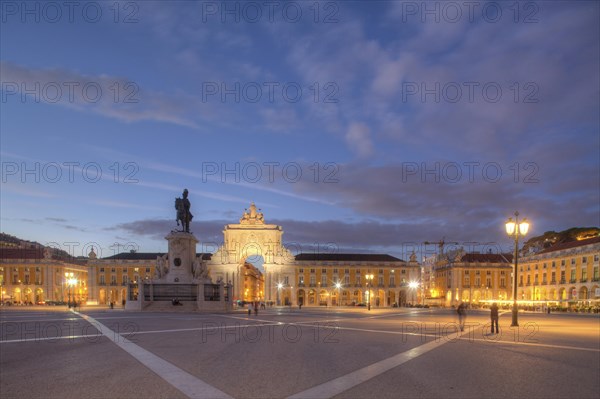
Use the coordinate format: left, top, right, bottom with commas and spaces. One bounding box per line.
460, 253, 513, 263
537, 236, 600, 255
295, 253, 403, 262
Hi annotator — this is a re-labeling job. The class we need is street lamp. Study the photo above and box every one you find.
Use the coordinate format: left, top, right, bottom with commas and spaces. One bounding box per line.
277, 282, 283, 306
409, 281, 419, 305
335, 282, 342, 306
365, 274, 374, 310
505, 211, 530, 327
65, 272, 77, 308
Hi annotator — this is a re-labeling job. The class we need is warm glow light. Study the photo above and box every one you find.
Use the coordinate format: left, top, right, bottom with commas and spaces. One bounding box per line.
505, 218, 516, 235
519, 219, 529, 236
277, 283, 283, 289
335, 282, 342, 289
409, 281, 419, 289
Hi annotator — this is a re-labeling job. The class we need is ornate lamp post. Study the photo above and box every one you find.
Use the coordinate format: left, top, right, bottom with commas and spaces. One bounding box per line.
65, 272, 77, 308
409, 281, 419, 305
335, 282, 342, 307
505, 211, 530, 327
277, 282, 283, 306
365, 274, 374, 310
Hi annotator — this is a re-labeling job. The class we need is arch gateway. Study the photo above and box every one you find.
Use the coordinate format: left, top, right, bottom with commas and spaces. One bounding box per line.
206, 203, 419, 307
208, 202, 296, 304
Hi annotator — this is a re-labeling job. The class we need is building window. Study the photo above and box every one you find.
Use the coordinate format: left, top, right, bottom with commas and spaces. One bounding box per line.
356, 276, 361, 285
299, 276, 304, 285
464, 270, 469, 275
560, 270, 566, 283
111, 275, 117, 284
122, 275, 128, 284
582, 257, 587, 264
551, 271, 556, 283
594, 255, 599, 262
593, 267, 599, 279
111, 268, 116, 272
534, 275, 538, 284
535, 264, 538, 270
344, 275, 350, 285
379, 269, 384, 274
333, 268, 338, 274
378, 276, 384, 286
310, 275, 316, 285
486, 271, 491, 275
500, 271, 506, 275
401, 269, 406, 274
390, 275, 395, 286
543, 263, 547, 269
570, 269, 576, 282
571, 258, 576, 265
486, 278, 491, 287
299, 268, 304, 273
146, 268, 150, 273
322, 269, 327, 274
464, 277, 470, 286
581, 269, 587, 281
100, 268, 105, 272
476, 270, 480, 275
284, 276, 289, 285
500, 277, 506, 288
542, 273, 547, 284
561, 260, 565, 267
100, 275, 105, 284
321, 275, 327, 285
310, 269, 315, 274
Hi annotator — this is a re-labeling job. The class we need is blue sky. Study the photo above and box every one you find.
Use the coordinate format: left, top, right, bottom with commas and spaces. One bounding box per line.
1, 1, 598, 261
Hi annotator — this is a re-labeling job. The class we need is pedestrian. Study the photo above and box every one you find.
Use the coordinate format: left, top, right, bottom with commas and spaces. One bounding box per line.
247, 302, 252, 316
254, 301, 259, 316
457, 302, 467, 331
490, 302, 499, 334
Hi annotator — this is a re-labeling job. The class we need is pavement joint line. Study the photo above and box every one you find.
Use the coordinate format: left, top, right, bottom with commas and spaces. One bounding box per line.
0, 334, 105, 344
466, 336, 600, 352
285, 327, 474, 399
131, 322, 282, 336
74, 310, 234, 399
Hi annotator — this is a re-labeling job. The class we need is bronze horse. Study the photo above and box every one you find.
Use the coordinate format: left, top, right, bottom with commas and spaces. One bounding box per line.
175, 190, 193, 232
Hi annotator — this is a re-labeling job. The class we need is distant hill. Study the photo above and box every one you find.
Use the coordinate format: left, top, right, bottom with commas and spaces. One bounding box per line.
0, 232, 73, 260
522, 227, 600, 254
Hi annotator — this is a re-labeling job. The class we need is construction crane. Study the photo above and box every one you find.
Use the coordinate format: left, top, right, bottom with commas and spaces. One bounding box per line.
423, 238, 459, 256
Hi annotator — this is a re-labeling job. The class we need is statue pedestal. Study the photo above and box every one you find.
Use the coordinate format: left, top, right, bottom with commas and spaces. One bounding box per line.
164, 231, 198, 283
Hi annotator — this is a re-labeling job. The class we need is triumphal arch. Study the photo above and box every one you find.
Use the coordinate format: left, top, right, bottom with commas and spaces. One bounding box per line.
208, 203, 296, 304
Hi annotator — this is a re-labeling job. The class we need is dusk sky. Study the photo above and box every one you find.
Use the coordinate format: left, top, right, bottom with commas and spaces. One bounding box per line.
1, 1, 598, 262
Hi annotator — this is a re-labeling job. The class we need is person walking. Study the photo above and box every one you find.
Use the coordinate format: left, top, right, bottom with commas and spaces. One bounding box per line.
490, 302, 499, 334
457, 302, 467, 331
247, 302, 252, 316
254, 301, 259, 316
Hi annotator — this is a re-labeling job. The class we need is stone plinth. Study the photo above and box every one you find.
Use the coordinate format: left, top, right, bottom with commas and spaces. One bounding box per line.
164, 231, 198, 283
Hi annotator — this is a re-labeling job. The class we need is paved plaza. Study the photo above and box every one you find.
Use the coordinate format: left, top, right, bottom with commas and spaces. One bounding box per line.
1, 306, 599, 399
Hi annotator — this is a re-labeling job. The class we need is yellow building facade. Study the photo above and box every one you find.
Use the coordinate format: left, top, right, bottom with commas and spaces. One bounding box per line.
429, 251, 513, 307
518, 236, 600, 309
